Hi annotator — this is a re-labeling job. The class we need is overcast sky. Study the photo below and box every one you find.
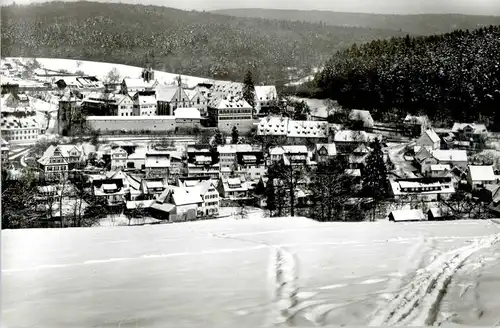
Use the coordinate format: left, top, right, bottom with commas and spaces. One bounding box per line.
5, 0, 500, 15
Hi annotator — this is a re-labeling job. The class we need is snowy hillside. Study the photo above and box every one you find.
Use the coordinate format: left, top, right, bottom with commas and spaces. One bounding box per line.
6, 57, 211, 88
3, 218, 500, 327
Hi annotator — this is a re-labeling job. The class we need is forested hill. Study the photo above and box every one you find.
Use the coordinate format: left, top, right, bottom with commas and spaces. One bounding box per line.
1, 2, 406, 84
213, 9, 500, 35
314, 26, 500, 129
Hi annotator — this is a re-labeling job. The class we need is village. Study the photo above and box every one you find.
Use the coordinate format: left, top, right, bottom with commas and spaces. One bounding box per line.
2, 57, 500, 227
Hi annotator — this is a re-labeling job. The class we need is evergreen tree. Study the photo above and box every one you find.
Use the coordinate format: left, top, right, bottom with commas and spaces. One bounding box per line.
243, 70, 256, 108
213, 129, 225, 146
231, 126, 239, 144
362, 138, 389, 221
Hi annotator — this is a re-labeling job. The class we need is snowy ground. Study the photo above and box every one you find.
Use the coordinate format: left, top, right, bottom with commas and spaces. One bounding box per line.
2, 218, 500, 328
6, 57, 210, 88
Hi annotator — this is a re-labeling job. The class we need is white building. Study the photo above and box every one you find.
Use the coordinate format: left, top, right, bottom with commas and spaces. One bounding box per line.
467, 165, 496, 191
0, 116, 40, 145
269, 145, 310, 166
256, 116, 329, 140
133, 94, 157, 116
110, 147, 128, 170
254, 85, 278, 114
389, 177, 455, 201
187, 179, 220, 217
415, 129, 440, 153
174, 107, 201, 127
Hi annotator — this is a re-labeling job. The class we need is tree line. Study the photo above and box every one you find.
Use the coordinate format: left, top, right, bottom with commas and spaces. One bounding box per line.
314, 26, 500, 129
1, 2, 405, 84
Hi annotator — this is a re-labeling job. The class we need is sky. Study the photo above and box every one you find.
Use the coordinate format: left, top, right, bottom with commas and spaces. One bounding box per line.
4, 0, 500, 15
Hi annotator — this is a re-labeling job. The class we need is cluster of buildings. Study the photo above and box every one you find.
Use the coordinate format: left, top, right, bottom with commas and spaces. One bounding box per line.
55, 68, 279, 135
1, 91, 42, 146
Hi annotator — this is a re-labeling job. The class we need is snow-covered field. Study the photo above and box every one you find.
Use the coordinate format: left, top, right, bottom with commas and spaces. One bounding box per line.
2, 218, 500, 327
6, 57, 211, 88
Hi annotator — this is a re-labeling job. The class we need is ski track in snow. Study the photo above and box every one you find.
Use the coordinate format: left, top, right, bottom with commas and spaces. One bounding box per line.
368, 231, 500, 326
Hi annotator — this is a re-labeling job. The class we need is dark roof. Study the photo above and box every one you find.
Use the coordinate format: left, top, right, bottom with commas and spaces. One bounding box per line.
92, 178, 124, 189
236, 151, 265, 166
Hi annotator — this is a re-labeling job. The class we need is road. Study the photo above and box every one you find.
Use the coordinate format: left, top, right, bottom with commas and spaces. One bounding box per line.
387, 142, 419, 178
3, 218, 500, 328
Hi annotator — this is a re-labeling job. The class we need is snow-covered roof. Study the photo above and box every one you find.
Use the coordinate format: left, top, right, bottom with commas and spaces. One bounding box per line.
424, 129, 440, 143
390, 178, 455, 196
345, 169, 361, 177
451, 123, 488, 134
430, 164, 451, 171
217, 144, 254, 153
123, 78, 156, 90
145, 153, 170, 168
155, 84, 185, 102
174, 107, 201, 120
257, 117, 328, 138
137, 95, 156, 105
170, 187, 203, 206
287, 120, 328, 138
431, 150, 467, 162
255, 85, 277, 101
187, 179, 218, 197
1, 116, 39, 129
468, 165, 496, 182
269, 145, 308, 155
102, 183, 117, 191
316, 143, 337, 156
390, 209, 427, 222
216, 97, 252, 109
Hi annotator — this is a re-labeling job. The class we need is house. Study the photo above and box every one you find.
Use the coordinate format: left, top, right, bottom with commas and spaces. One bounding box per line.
121, 77, 158, 94
174, 107, 201, 128
156, 84, 190, 115
81, 92, 133, 116
415, 129, 440, 153
186, 144, 220, 179
467, 165, 496, 191
218, 176, 249, 201
334, 130, 371, 154
152, 186, 203, 222
451, 123, 488, 141
187, 179, 220, 217
93, 178, 127, 206
427, 207, 454, 221
0, 116, 40, 145
1, 138, 10, 162
389, 209, 427, 222
132, 93, 157, 116
38, 144, 90, 180
236, 151, 266, 181
428, 164, 452, 178
348, 144, 371, 170
403, 115, 431, 137
269, 145, 310, 166
218, 144, 254, 170
1, 91, 30, 109
185, 87, 208, 116
254, 85, 278, 114
110, 147, 128, 170
141, 177, 168, 200
207, 95, 254, 133
315, 143, 337, 163
348, 110, 374, 129
415, 148, 468, 174
145, 151, 170, 178
389, 177, 456, 201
